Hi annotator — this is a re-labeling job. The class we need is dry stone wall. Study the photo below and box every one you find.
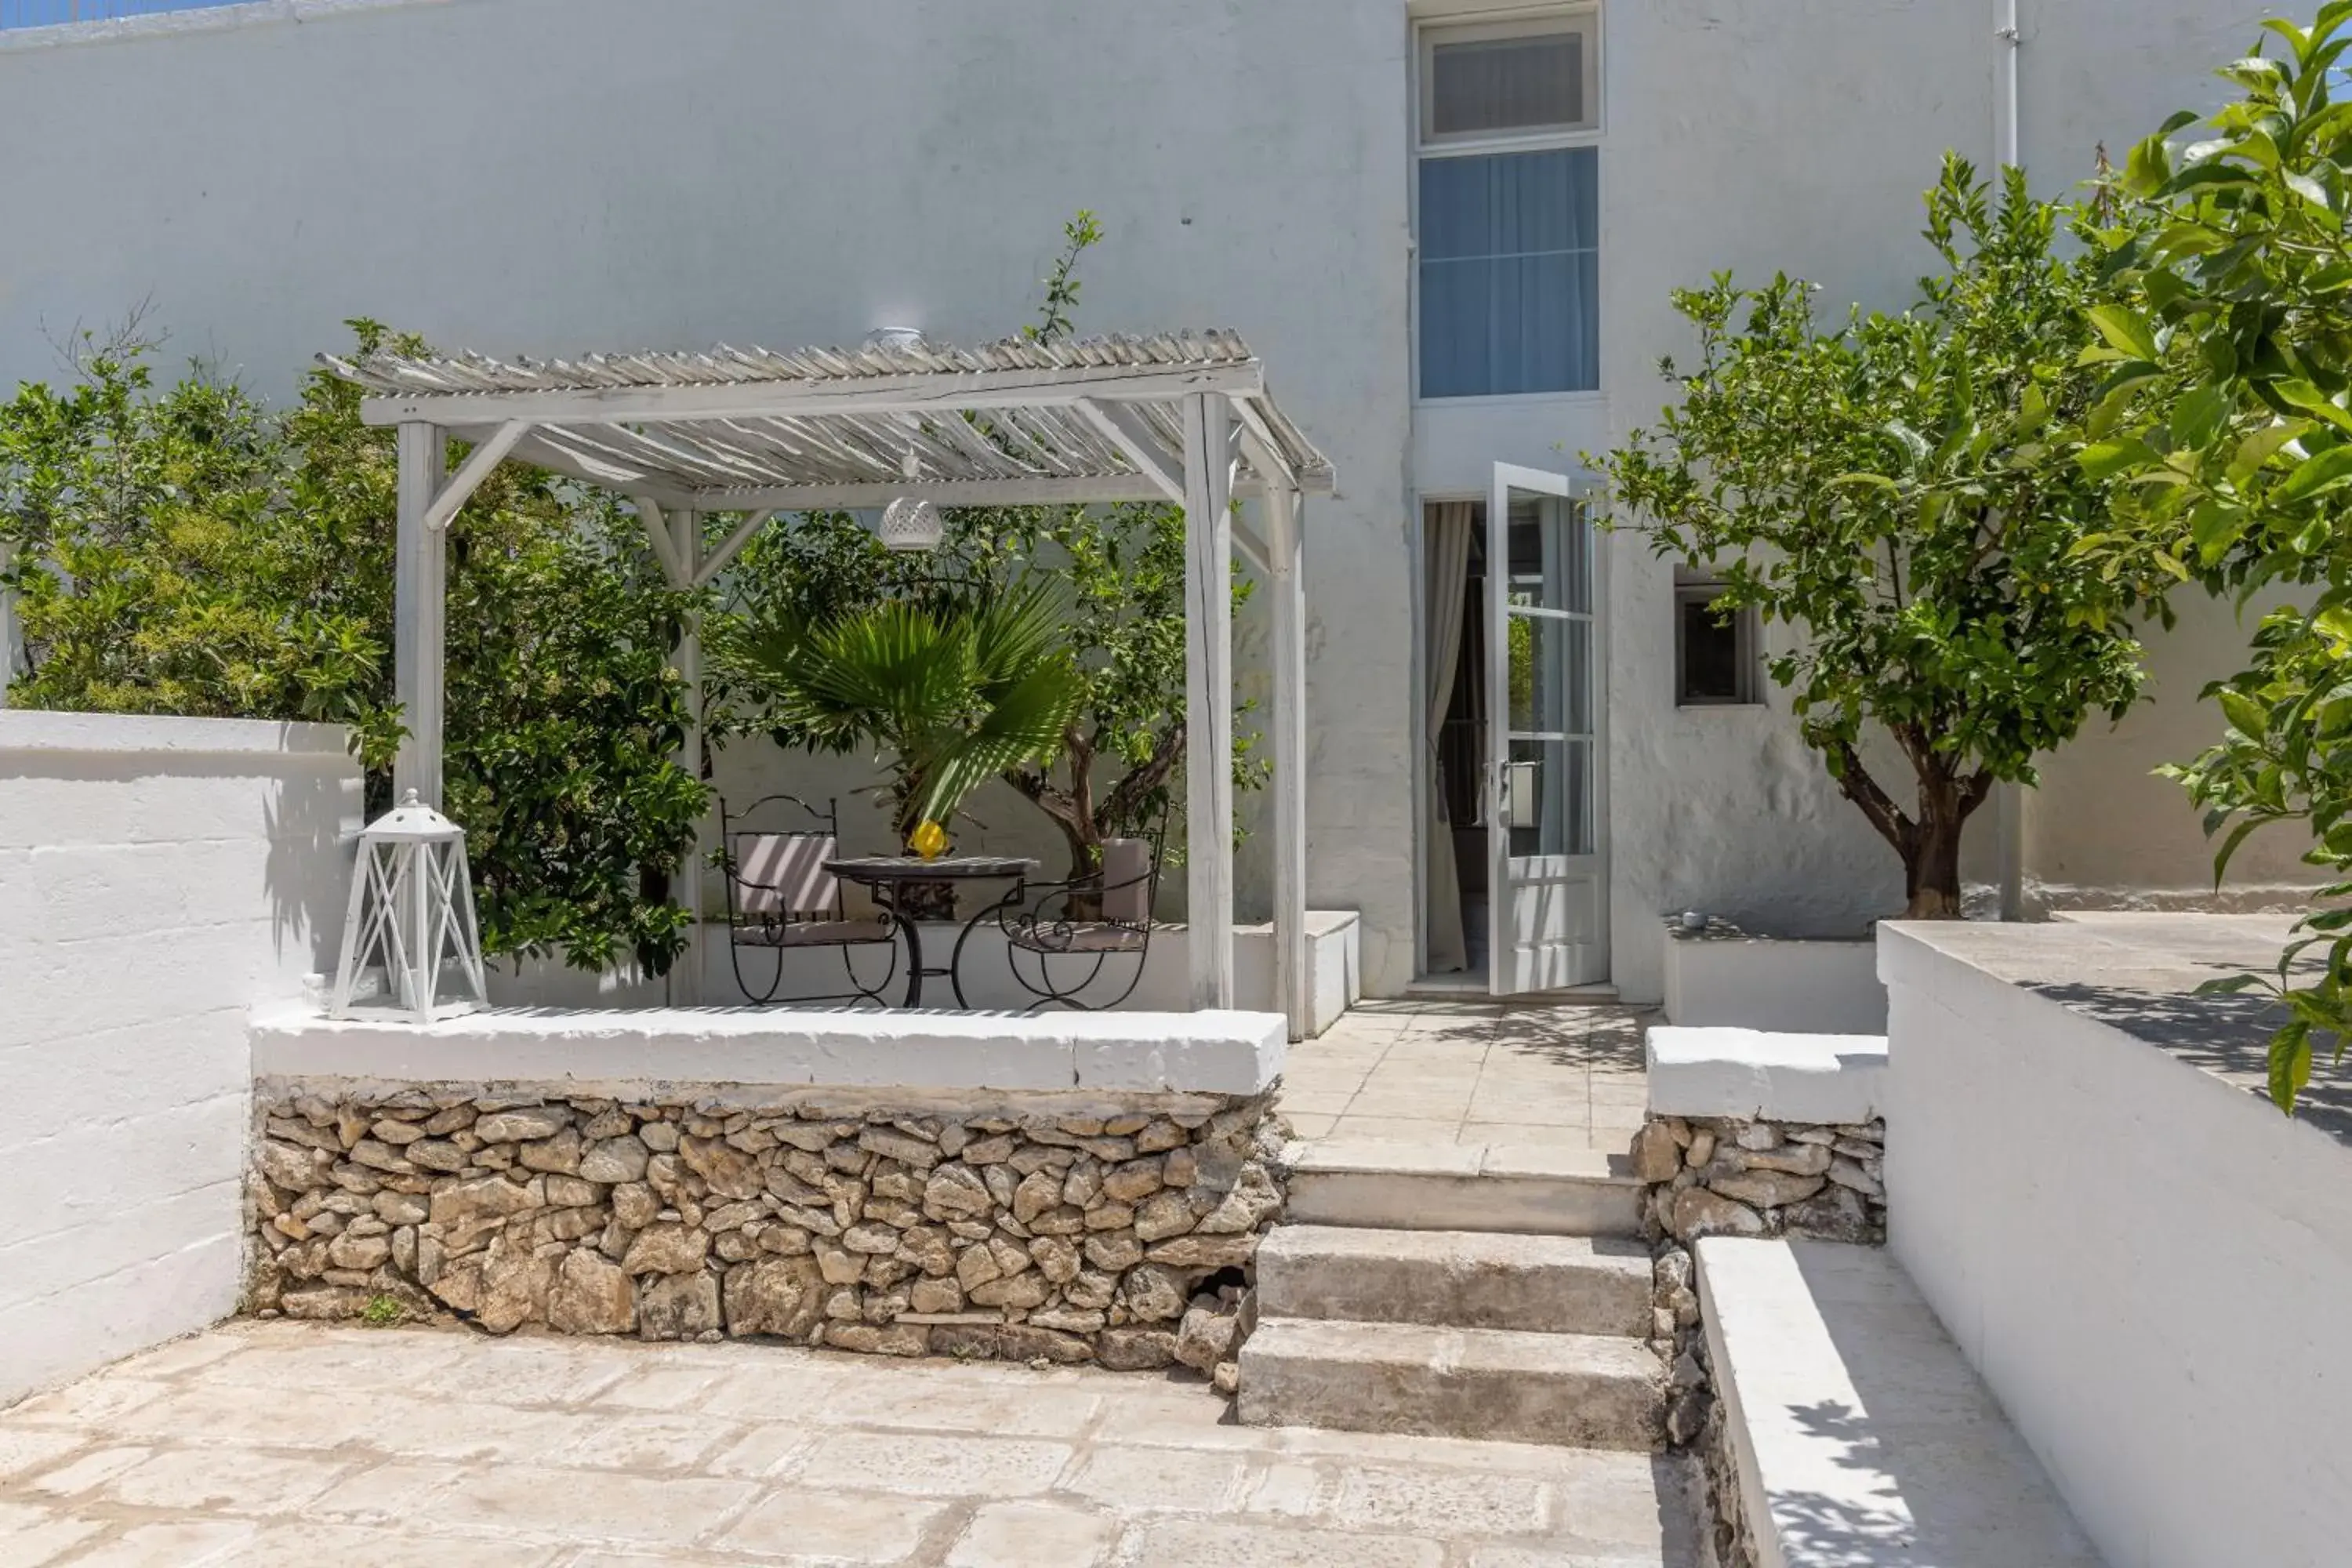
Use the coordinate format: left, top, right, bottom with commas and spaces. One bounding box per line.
1628, 1111, 1885, 1562
249, 1084, 1285, 1378
1629, 1114, 1886, 1247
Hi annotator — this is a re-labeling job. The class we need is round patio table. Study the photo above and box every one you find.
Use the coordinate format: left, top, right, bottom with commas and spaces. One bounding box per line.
822, 855, 1039, 1009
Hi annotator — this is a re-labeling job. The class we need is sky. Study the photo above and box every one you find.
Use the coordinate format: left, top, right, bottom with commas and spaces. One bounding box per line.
1, 0, 245, 29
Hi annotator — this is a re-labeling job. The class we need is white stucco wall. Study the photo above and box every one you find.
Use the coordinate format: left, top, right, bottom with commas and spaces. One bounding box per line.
0, 713, 360, 1405
2024, 587, 2329, 912
0, 0, 1418, 989
1880, 920, 2352, 1568
0, 0, 2288, 1004
1659, 935, 1886, 1034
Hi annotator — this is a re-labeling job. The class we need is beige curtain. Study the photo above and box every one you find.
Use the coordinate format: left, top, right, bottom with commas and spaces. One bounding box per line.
1424, 503, 1475, 974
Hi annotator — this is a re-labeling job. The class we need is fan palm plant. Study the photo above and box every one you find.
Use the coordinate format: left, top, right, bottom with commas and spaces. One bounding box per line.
725, 576, 1081, 851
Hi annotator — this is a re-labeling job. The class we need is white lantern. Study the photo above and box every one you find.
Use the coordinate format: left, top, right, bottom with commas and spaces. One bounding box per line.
879, 495, 944, 552
877, 445, 943, 552
329, 790, 489, 1023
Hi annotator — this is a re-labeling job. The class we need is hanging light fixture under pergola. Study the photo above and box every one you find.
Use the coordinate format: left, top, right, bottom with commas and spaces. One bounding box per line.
878, 449, 944, 552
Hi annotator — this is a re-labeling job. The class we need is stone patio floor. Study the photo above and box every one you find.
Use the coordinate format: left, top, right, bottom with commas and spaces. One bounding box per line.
0, 1321, 1700, 1566
1277, 1000, 1653, 1155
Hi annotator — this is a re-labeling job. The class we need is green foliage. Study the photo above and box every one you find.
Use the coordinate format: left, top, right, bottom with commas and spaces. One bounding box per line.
360, 1294, 407, 1327
712, 499, 1254, 877
0, 325, 400, 763
1022, 209, 1105, 347
711, 210, 1258, 880
2089, 3, 2352, 1109
721, 577, 1081, 842
2, 321, 706, 976
1591, 158, 2159, 917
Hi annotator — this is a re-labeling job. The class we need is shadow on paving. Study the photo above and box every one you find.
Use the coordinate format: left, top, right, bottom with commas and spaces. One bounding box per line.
2031, 980, 2352, 1146
1764, 1246, 2105, 1566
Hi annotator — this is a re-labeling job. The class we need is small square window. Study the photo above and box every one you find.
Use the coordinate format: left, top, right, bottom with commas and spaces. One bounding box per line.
1421, 18, 1601, 145
1675, 581, 1759, 706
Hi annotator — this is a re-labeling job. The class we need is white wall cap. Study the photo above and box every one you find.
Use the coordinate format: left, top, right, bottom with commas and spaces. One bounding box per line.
251, 1004, 1286, 1097
1695, 1237, 2103, 1567
1646, 1025, 1887, 1123
0, 711, 353, 758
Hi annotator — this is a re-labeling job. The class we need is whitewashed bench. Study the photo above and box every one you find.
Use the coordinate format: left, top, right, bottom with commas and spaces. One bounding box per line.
1697, 1237, 2103, 1566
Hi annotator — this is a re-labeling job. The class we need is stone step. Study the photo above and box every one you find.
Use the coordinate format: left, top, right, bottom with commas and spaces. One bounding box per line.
1283, 1139, 1642, 1236
1256, 1224, 1654, 1338
1237, 1316, 1666, 1450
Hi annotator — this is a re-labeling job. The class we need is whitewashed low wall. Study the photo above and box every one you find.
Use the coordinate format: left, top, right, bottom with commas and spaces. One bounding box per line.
1635, 1027, 1888, 1250
0, 712, 360, 1404
1662, 934, 1886, 1034
252, 1004, 1287, 1100
1882, 919, 2352, 1568
248, 1002, 1289, 1365
489, 911, 1363, 1036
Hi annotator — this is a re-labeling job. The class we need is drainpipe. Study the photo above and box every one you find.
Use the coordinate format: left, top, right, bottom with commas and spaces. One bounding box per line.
1994, 0, 2027, 920
1994, 0, 2020, 169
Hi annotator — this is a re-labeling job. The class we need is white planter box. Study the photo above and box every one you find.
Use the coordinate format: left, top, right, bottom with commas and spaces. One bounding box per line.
1661, 930, 1886, 1034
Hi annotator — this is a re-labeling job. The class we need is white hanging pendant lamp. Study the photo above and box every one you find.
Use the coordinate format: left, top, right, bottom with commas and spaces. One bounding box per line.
878, 447, 943, 553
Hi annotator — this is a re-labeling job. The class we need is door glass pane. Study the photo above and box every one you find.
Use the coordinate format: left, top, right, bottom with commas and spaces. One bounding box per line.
1504, 737, 1592, 857
1418, 149, 1599, 397
1505, 495, 1590, 612
1505, 613, 1589, 735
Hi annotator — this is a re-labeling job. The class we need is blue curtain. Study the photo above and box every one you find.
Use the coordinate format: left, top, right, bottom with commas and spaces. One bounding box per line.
1419, 147, 1599, 398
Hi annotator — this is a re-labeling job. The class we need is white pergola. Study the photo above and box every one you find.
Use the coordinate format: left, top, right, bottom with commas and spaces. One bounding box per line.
333, 331, 1333, 1036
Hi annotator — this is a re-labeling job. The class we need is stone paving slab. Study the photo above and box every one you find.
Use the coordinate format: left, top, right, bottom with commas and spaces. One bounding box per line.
1281, 1002, 1654, 1155
0, 1321, 1700, 1566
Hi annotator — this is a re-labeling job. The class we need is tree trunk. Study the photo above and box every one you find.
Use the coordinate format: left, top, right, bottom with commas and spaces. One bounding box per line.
1826, 736, 1990, 922
1902, 813, 1965, 919
1896, 753, 1992, 920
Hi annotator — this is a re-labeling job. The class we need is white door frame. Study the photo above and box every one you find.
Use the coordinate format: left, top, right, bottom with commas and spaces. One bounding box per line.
1486, 462, 1610, 995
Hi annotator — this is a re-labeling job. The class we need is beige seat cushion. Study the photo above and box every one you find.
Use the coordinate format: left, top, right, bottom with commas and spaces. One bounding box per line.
1009, 921, 1147, 955
735, 916, 895, 949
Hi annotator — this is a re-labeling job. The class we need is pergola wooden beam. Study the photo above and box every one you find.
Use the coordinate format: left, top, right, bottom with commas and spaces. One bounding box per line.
357, 360, 1262, 428
419, 419, 532, 532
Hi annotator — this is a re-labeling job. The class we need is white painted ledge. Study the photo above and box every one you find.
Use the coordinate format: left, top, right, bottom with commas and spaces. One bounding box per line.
0, 711, 352, 757
250, 1004, 1287, 1097
1646, 1026, 1886, 1124
1697, 1238, 2101, 1567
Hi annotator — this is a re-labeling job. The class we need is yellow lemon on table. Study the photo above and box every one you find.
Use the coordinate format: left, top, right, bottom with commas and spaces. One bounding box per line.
909, 820, 949, 861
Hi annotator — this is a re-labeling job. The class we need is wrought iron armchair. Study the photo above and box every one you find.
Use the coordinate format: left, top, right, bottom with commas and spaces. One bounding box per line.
719, 794, 898, 1006
994, 820, 1164, 1011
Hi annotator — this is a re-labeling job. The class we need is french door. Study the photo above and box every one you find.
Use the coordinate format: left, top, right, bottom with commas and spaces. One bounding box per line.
1486, 463, 1606, 994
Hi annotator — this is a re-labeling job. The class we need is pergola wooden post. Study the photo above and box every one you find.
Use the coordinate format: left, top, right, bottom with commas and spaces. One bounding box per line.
345, 332, 1330, 1034
1181, 391, 1234, 1009
668, 503, 708, 1006
392, 422, 447, 808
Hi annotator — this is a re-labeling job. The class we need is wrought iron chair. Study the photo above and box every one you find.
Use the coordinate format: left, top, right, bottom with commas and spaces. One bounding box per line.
994, 818, 1165, 1011
719, 794, 898, 1007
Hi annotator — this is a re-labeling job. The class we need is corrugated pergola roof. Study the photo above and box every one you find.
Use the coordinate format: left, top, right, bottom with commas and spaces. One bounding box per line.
328, 329, 1333, 514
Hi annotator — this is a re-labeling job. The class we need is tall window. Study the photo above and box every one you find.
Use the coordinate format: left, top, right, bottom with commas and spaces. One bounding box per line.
1417, 15, 1601, 399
